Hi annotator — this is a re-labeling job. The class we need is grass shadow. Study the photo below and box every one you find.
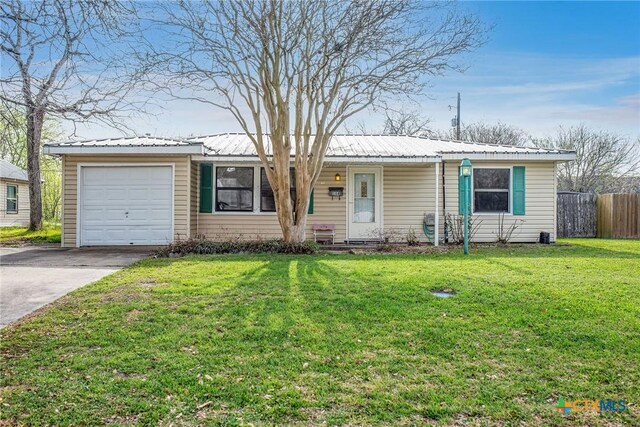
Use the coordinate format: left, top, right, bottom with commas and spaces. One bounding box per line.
1, 240, 639, 426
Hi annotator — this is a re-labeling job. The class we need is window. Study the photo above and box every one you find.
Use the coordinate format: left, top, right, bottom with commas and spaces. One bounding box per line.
473, 168, 510, 213
6, 184, 18, 214
215, 167, 254, 211
260, 168, 296, 212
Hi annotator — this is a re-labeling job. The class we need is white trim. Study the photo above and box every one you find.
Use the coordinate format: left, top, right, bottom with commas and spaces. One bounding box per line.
212, 165, 258, 214
61, 156, 65, 246
380, 166, 385, 235
347, 165, 383, 241
76, 163, 175, 247
434, 164, 439, 246
45, 145, 202, 155
5, 184, 18, 214
186, 159, 191, 239
345, 166, 350, 243
194, 153, 574, 163
553, 162, 558, 242
253, 165, 260, 212
194, 155, 440, 164
441, 153, 575, 161
0, 177, 28, 184
471, 166, 513, 216
209, 164, 302, 216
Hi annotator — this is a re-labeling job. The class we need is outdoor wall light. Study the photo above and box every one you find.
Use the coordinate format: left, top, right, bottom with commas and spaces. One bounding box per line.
334, 173, 342, 181
460, 160, 472, 177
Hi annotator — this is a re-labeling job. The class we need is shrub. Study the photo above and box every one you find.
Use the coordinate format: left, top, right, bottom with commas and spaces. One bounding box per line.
444, 213, 483, 244
405, 227, 419, 246
495, 213, 525, 244
155, 238, 320, 257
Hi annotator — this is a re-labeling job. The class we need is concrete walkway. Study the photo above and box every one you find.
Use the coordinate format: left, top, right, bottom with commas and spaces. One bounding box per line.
0, 246, 150, 327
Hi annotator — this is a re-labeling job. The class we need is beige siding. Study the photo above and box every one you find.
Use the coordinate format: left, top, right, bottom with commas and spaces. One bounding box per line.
440, 161, 557, 243
59, 157, 557, 246
193, 161, 557, 243
61, 155, 191, 247
195, 165, 347, 241
0, 179, 30, 227
190, 161, 199, 237
383, 166, 435, 242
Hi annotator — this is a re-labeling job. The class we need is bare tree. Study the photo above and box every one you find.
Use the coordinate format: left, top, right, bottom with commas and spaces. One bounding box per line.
0, 106, 27, 167
459, 121, 530, 146
151, 0, 485, 242
0, 0, 146, 230
382, 108, 433, 136
0, 105, 59, 169
343, 107, 434, 136
536, 125, 640, 193
1, 106, 63, 221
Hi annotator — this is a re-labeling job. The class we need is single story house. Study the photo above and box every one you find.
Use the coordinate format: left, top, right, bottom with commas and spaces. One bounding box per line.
43, 134, 575, 247
0, 159, 30, 227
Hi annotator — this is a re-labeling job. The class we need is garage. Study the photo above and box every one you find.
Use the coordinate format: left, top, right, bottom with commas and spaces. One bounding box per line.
79, 165, 174, 246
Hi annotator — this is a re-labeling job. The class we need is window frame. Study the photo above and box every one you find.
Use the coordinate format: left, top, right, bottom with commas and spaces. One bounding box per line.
214, 166, 255, 212
260, 167, 296, 212
6, 184, 18, 214
472, 167, 512, 214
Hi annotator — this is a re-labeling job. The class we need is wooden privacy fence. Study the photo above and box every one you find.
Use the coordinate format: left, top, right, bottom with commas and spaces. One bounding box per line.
557, 192, 640, 238
557, 192, 597, 237
596, 193, 640, 239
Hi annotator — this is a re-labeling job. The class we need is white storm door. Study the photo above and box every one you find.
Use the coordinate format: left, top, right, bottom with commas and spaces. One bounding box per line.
348, 167, 382, 240
80, 166, 173, 246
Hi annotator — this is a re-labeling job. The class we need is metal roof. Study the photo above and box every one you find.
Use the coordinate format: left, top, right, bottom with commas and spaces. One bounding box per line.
44, 136, 203, 155
46, 136, 196, 147
0, 159, 28, 181
44, 133, 575, 161
190, 133, 574, 159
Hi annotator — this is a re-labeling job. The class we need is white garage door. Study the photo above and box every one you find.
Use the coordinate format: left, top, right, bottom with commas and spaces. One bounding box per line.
80, 166, 173, 246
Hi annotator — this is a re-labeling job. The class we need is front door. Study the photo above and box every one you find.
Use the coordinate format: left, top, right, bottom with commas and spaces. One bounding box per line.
348, 167, 382, 240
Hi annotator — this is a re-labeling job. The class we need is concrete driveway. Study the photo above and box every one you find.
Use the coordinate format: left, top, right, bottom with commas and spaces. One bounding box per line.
0, 246, 150, 327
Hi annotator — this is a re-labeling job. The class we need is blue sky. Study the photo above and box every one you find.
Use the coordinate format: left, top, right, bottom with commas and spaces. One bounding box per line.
418, 0, 640, 138
70, 1, 640, 140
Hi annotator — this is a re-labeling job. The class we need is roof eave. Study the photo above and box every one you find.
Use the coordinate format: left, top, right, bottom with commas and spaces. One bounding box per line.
439, 152, 576, 161
193, 154, 441, 163
0, 176, 29, 183
43, 144, 204, 155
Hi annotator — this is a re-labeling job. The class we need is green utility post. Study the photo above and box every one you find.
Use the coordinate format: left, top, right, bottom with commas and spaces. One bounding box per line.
460, 158, 472, 255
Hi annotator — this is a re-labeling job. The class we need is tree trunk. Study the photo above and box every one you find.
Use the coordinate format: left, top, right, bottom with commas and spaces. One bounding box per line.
26, 106, 44, 231
274, 174, 311, 244
274, 184, 311, 244
278, 211, 309, 243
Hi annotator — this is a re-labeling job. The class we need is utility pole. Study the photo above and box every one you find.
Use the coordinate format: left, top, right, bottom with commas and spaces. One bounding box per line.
449, 92, 461, 140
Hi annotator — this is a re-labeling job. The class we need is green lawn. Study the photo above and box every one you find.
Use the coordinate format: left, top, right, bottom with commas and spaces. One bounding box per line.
0, 224, 61, 244
1, 239, 638, 426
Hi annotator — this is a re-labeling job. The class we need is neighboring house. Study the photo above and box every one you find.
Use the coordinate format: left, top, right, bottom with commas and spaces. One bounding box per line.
43, 134, 575, 247
0, 159, 30, 227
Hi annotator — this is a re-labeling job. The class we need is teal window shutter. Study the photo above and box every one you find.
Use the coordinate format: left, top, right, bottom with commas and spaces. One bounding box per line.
458, 167, 464, 214
512, 166, 525, 215
308, 190, 314, 214
199, 163, 213, 213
